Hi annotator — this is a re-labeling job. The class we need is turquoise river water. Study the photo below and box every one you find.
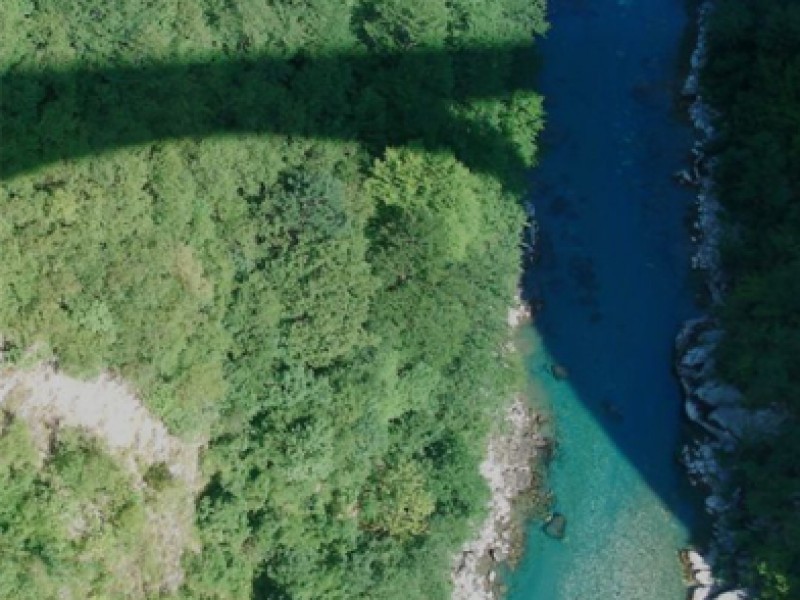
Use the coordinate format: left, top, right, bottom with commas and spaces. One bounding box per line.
510, 1, 703, 598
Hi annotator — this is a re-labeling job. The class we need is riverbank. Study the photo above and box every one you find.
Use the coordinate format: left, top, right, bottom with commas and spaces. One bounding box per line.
451, 300, 552, 600
675, 5, 741, 598
675, 1, 800, 597
674, 3, 777, 599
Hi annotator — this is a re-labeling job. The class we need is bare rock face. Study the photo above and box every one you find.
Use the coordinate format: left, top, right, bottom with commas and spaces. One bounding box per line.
0, 362, 201, 593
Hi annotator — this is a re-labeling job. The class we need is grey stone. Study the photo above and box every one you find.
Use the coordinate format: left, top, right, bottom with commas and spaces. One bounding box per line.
542, 513, 566, 540
708, 407, 786, 439
706, 495, 728, 515
694, 382, 742, 407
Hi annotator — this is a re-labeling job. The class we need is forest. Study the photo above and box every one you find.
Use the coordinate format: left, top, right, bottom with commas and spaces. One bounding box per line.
0, 1, 546, 598
702, 0, 800, 597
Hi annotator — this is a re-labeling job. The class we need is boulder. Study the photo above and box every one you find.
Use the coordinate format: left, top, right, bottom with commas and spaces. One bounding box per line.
707, 407, 750, 438
705, 495, 728, 515
676, 317, 710, 353
691, 587, 712, 600
674, 168, 696, 186
681, 345, 712, 371
694, 382, 742, 408
694, 569, 714, 586
687, 549, 712, 573
685, 399, 704, 425
683, 73, 699, 97
542, 513, 566, 540
708, 406, 785, 439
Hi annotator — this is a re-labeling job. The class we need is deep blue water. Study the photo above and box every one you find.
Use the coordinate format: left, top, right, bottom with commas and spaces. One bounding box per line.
510, 0, 702, 597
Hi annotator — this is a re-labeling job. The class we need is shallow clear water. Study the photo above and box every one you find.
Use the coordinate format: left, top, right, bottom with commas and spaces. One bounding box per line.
510, 1, 702, 598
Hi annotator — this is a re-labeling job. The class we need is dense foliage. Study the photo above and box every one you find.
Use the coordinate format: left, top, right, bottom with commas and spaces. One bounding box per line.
0, 1, 546, 598
702, 1, 800, 596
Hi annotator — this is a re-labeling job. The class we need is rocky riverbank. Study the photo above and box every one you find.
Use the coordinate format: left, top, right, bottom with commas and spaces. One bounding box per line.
676, 3, 741, 598
675, 318, 783, 600
675, 3, 782, 598
451, 300, 552, 600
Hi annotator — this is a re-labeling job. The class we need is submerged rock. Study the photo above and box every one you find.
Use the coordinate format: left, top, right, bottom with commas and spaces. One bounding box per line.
542, 512, 566, 540
695, 569, 714, 586
600, 399, 624, 423
550, 364, 569, 381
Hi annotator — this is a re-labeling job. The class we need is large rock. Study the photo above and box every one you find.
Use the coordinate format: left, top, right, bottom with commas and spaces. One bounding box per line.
687, 549, 712, 573
681, 345, 713, 371
691, 587, 712, 600
682, 549, 714, 587
550, 364, 569, 381
694, 382, 742, 407
708, 406, 786, 439
685, 399, 704, 425
695, 569, 714, 586
706, 494, 728, 515
542, 513, 566, 540
676, 317, 710, 352
707, 407, 750, 438
685, 404, 737, 449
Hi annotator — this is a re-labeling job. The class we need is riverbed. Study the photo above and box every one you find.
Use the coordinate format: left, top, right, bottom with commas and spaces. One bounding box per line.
510, 0, 703, 598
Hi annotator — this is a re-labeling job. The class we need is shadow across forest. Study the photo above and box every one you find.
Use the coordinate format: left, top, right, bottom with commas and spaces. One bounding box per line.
1, 44, 538, 183
0, 39, 697, 537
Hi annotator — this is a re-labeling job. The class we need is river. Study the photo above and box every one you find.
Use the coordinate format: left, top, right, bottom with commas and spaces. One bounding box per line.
509, 0, 703, 598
